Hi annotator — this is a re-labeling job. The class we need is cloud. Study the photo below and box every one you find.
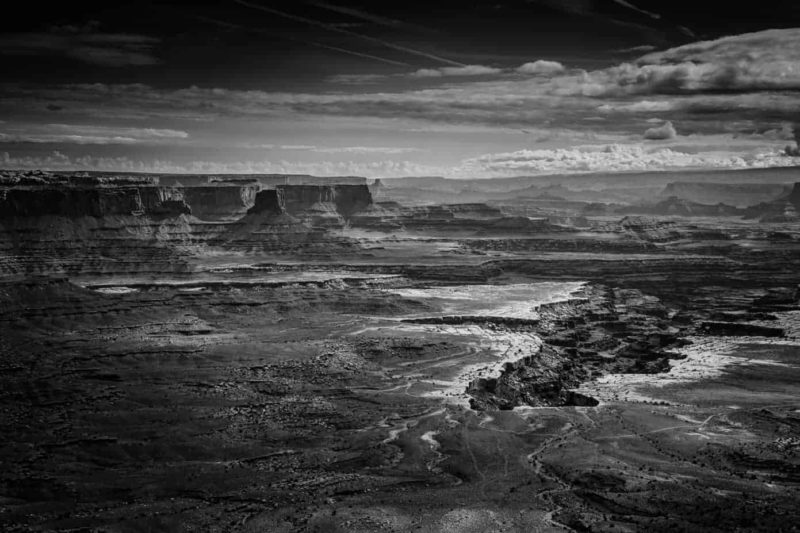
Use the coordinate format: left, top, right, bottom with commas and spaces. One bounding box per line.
786, 124, 800, 156
279, 144, 317, 150
757, 124, 796, 142
598, 100, 676, 113
327, 66, 505, 83
0, 25, 160, 67
326, 73, 389, 84
0, 124, 188, 144
0, 150, 441, 178
4, 139, 799, 179
609, 0, 662, 20
312, 146, 421, 154
516, 60, 565, 76
10, 30, 794, 125
462, 144, 799, 176
2, 28, 800, 174
616, 44, 658, 54
241, 144, 422, 154
632, 29, 800, 92
643, 120, 677, 140
410, 65, 503, 78
539, 29, 800, 97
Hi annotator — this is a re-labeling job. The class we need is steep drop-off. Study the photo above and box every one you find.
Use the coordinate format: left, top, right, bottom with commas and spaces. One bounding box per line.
182, 184, 259, 221
0, 173, 377, 276
245, 184, 373, 226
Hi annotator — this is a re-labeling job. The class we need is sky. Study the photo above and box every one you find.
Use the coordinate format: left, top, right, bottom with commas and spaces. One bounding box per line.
2, 0, 800, 178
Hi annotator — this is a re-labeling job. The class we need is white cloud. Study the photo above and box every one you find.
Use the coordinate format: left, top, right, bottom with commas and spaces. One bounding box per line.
616, 44, 658, 54
460, 144, 800, 176
0, 124, 188, 144
598, 100, 676, 113
326, 73, 388, 84
516, 60, 565, 76
4, 141, 799, 179
410, 65, 503, 78
643, 120, 677, 140
279, 144, 317, 150
312, 146, 421, 154
0, 151, 442, 178
242, 144, 421, 154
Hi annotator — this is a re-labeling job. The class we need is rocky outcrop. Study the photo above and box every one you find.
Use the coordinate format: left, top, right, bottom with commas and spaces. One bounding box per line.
742, 182, 800, 221
467, 344, 593, 409
0, 186, 190, 218
659, 182, 789, 207
700, 321, 785, 337
350, 202, 555, 234
0, 173, 379, 276
619, 216, 680, 242
249, 189, 285, 215
248, 184, 373, 225
221, 185, 373, 254
182, 184, 259, 221
467, 286, 688, 410
619, 196, 743, 217
0, 174, 201, 276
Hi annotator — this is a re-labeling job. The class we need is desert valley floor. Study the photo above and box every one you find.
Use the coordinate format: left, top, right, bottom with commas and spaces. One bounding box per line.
1, 168, 799, 532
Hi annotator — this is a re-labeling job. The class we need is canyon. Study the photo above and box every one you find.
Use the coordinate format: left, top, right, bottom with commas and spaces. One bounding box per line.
1, 168, 799, 532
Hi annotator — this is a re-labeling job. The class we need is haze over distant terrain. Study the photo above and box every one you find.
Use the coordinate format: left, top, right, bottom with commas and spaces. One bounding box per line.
2, 1, 800, 177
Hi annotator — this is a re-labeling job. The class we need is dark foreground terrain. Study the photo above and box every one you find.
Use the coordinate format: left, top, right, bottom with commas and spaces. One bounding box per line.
1, 169, 799, 532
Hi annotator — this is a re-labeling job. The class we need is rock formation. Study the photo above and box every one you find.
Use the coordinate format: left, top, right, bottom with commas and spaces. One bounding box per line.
742, 182, 800, 221
659, 181, 789, 207
247, 184, 373, 225
182, 184, 259, 220
619, 196, 743, 217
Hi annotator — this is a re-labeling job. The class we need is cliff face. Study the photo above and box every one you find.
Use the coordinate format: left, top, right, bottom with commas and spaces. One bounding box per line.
279, 184, 372, 218
1, 188, 135, 218
249, 189, 285, 215
248, 184, 373, 222
0, 175, 376, 277
0, 175, 199, 277
0, 177, 264, 222
227, 185, 369, 255
182, 185, 259, 221
0, 186, 191, 218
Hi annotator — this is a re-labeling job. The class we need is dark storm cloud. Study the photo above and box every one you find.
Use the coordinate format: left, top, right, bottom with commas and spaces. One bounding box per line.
0, 24, 160, 67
